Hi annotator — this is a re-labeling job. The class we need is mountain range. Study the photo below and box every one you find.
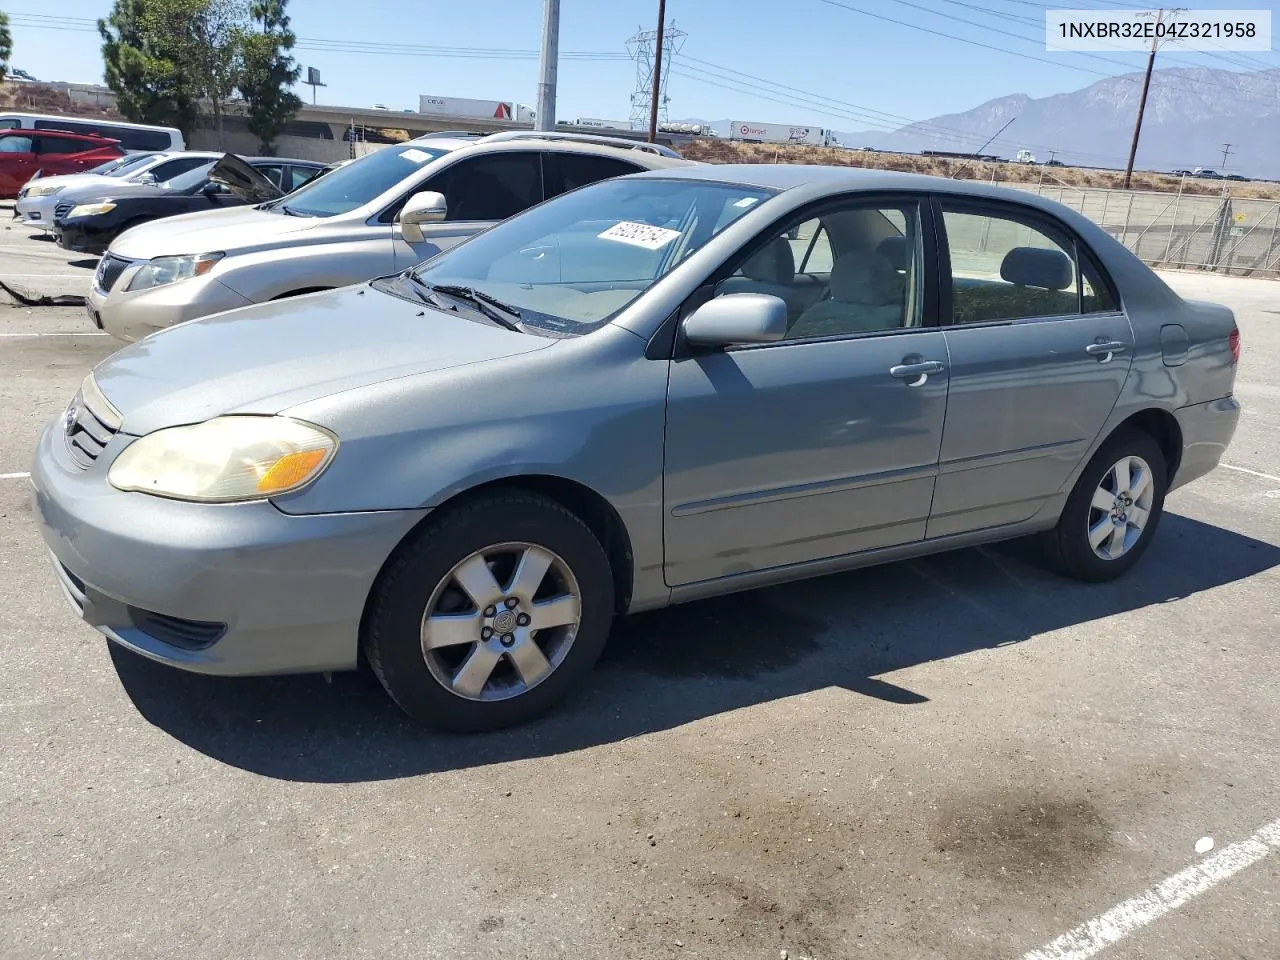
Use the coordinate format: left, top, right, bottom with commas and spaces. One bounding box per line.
708, 67, 1280, 178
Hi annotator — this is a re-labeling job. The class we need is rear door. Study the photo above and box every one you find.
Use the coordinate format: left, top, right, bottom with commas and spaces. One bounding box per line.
392, 150, 545, 268
0, 132, 37, 195
927, 197, 1133, 538
544, 151, 644, 198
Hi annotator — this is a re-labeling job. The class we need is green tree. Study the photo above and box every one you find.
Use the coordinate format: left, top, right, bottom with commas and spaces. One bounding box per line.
99, 0, 199, 135
0, 12, 12, 82
238, 0, 302, 154
141, 0, 246, 147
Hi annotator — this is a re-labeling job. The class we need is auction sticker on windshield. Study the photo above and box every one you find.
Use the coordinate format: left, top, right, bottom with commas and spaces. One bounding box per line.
399, 148, 434, 164
598, 221, 682, 249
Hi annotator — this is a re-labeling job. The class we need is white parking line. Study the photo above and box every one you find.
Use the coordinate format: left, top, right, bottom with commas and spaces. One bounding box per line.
0, 332, 107, 337
1221, 463, 1280, 484
0, 472, 30, 480
1021, 817, 1280, 960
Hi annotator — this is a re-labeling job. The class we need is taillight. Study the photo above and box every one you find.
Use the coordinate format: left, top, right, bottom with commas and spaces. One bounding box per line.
1229, 328, 1241, 365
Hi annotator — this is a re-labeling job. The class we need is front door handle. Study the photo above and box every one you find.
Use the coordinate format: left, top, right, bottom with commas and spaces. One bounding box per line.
1086, 340, 1127, 363
889, 359, 945, 387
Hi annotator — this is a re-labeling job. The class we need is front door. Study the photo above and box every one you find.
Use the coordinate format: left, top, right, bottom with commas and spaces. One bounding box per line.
0, 133, 37, 196
927, 200, 1134, 538
663, 197, 949, 586
393, 151, 546, 269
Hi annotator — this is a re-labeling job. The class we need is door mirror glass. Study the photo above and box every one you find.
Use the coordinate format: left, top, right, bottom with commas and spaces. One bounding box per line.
398, 190, 447, 243
683, 293, 787, 347
200, 181, 222, 196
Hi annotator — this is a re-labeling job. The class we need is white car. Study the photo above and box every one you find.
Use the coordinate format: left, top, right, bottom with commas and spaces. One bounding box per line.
16, 151, 218, 230
87, 131, 691, 342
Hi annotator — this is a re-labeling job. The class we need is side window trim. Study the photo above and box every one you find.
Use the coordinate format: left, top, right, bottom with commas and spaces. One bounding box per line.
932, 193, 1122, 326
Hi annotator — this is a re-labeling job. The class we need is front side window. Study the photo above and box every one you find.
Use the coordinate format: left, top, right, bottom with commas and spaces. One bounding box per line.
285, 165, 322, 191
0, 134, 34, 153
942, 207, 1084, 323
161, 162, 217, 192
716, 201, 921, 340
254, 165, 285, 189
273, 143, 451, 217
430, 152, 543, 222
405, 177, 775, 335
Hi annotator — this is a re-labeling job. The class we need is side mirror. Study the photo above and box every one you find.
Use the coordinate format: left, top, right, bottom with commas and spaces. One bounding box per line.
201, 181, 222, 196
137, 172, 157, 184
682, 293, 788, 347
398, 190, 447, 244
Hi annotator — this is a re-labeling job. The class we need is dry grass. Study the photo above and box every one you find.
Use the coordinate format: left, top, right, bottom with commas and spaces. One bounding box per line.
681, 139, 1280, 201
0, 82, 125, 122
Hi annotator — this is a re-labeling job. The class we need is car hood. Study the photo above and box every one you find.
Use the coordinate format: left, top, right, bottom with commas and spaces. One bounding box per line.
90, 285, 554, 435
64, 179, 173, 203
23, 172, 120, 194
108, 204, 317, 258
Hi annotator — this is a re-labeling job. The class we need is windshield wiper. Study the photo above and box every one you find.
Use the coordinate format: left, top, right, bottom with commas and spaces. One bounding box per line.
424, 281, 524, 332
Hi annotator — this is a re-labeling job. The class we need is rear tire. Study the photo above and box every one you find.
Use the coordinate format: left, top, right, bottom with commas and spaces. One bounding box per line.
1044, 429, 1167, 582
362, 491, 615, 732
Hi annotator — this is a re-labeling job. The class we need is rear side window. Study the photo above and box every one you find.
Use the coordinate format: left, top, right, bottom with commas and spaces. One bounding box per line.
147, 156, 209, 181
941, 207, 1083, 323
0, 134, 33, 152
0, 119, 19, 129
432, 152, 544, 222
551, 153, 642, 194
35, 136, 88, 155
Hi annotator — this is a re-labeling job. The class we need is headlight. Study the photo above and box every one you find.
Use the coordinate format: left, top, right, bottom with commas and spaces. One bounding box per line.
67, 201, 117, 218
25, 183, 64, 198
108, 416, 338, 502
126, 252, 224, 292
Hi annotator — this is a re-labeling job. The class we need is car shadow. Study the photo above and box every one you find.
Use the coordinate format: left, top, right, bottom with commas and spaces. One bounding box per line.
110, 513, 1279, 783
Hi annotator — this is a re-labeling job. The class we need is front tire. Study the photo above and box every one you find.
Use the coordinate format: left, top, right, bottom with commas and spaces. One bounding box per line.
1045, 429, 1167, 582
363, 491, 615, 731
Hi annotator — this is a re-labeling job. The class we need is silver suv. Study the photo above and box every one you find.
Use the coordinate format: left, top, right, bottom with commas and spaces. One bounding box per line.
86, 132, 691, 341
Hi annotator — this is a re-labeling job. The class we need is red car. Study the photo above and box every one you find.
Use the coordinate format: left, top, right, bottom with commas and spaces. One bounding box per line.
0, 129, 125, 199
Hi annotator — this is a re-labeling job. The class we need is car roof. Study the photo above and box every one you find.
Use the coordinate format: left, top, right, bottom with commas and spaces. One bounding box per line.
240, 156, 328, 167
404, 133, 691, 170
3, 127, 116, 142
630, 162, 1099, 211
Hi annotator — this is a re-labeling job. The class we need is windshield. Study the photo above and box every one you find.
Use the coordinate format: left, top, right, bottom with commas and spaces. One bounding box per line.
409, 177, 775, 334
93, 153, 152, 176
161, 161, 216, 191
268, 143, 450, 217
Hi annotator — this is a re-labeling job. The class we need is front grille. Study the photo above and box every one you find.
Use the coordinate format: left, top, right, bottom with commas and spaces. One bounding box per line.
53, 200, 73, 221
127, 608, 226, 650
63, 376, 123, 469
95, 254, 130, 293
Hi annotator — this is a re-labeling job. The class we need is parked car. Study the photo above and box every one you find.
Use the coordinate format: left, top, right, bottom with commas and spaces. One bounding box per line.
0, 129, 124, 199
0, 112, 184, 151
32, 165, 1242, 731
16, 151, 219, 230
1171, 169, 1193, 177
86, 131, 689, 341
1225, 174, 1249, 182
53, 154, 328, 255
1193, 168, 1223, 179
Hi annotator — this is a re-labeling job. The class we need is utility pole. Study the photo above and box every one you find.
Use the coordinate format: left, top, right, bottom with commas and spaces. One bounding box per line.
1124, 7, 1182, 189
534, 0, 560, 132
647, 0, 667, 143
1220, 142, 1233, 170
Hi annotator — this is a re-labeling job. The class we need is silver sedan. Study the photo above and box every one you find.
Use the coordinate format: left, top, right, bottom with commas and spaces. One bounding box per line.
32, 164, 1242, 730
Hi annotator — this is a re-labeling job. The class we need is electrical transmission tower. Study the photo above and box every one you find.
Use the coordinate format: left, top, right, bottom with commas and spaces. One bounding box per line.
627, 21, 685, 131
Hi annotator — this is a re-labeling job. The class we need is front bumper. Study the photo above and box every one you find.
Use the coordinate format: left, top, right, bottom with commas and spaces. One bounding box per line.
31, 419, 429, 676
55, 218, 116, 255
1171, 395, 1241, 491
14, 194, 54, 229
90, 268, 255, 342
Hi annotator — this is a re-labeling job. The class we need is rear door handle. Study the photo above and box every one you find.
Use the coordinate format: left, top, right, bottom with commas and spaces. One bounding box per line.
889, 359, 945, 386
1086, 340, 1127, 362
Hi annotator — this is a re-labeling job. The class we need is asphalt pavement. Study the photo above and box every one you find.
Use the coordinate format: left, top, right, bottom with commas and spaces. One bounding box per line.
0, 216, 1277, 960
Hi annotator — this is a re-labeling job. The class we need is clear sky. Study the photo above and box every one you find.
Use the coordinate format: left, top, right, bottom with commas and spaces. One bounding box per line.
8, 0, 1280, 135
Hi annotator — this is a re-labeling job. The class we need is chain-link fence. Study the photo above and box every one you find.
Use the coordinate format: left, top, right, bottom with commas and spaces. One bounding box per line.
1001, 181, 1280, 278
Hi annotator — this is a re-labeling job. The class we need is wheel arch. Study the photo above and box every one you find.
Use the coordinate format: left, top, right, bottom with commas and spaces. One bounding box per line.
365, 473, 636, 621
1110, 407, 1183, 482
